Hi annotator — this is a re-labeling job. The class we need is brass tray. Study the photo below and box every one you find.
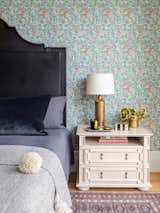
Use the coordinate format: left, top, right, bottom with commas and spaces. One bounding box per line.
85, 127, 112, 132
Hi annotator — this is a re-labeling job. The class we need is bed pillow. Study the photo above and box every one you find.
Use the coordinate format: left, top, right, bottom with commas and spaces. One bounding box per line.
44, 96, 66, 128
0, 96, 51, 135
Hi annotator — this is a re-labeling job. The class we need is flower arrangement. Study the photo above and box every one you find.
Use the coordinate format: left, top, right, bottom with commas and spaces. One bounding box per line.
120, 108, 148, 128
120, 108, 148, 121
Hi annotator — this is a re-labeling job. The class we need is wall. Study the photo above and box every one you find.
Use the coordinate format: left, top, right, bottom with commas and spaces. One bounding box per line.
150, 151, 160, 172
0, 0, 159, 151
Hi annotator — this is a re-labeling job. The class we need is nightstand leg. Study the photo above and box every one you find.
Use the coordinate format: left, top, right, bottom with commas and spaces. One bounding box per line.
138, 187, 150, 191
78, 187, 90, 191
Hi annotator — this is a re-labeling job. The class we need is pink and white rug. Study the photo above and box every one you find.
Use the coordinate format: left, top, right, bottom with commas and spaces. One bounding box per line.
71, 191, 160, 213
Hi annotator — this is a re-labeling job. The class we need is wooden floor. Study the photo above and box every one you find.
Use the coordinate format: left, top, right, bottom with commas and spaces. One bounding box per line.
69, 173, 160, 192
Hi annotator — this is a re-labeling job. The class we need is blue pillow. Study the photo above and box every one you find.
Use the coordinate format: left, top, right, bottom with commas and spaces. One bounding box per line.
0, 96, 51, 135
0, 118, 47, 135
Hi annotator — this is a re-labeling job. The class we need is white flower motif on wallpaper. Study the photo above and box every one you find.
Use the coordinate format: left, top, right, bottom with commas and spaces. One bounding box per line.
0, 0, 159, 150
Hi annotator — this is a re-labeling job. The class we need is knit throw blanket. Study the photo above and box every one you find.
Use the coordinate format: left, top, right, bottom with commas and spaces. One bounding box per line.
0, 145, 72, 213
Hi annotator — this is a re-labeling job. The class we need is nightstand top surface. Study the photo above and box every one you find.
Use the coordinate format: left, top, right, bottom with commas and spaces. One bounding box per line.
77, 125, 153, 137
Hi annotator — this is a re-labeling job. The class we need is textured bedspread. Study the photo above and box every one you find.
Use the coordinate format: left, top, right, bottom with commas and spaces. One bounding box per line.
0, 145, 72, 213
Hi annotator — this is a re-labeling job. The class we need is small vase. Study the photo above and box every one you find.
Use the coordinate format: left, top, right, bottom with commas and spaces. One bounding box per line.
129, 116, 139, 128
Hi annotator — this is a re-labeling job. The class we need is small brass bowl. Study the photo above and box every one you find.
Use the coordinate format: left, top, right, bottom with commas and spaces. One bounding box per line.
104, 125, 112, 130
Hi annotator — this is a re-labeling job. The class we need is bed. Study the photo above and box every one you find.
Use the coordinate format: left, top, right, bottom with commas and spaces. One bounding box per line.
0, 128, 72, 180
0, 19, 73, 212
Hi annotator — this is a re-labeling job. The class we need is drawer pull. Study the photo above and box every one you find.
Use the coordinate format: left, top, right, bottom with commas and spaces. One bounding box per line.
125, 172, 128, 179
100, 153, 104, 160
100, 172, 103, 179
125, 153, 128, 160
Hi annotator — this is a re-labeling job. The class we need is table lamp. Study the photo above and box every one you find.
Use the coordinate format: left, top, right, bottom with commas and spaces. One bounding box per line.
86, 73, 114, 129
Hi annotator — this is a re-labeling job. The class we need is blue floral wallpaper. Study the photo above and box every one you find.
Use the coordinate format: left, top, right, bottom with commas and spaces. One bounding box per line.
0, 0, 159, 150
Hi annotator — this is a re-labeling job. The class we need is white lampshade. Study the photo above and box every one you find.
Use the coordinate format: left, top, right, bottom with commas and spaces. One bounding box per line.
86, 73, 114, 95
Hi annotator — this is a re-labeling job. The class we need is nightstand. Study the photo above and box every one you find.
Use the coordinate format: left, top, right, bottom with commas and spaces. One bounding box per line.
76, 125, 153, 191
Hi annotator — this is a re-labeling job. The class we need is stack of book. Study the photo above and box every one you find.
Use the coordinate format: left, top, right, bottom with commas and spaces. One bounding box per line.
98, 136, 128, 143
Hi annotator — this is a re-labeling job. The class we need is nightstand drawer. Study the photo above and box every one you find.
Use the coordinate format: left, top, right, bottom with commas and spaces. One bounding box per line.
82, 149, 142, 164
86, 167, 139, 183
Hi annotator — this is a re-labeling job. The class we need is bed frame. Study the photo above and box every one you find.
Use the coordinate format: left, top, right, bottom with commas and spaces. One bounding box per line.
0, 19, 66, 97
0, 18, 66, 122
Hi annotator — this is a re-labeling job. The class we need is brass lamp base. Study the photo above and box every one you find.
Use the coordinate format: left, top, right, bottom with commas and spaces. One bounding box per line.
95, 95, 105, 129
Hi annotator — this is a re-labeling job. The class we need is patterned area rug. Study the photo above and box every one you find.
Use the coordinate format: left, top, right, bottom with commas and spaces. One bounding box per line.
71, 191, 160, 213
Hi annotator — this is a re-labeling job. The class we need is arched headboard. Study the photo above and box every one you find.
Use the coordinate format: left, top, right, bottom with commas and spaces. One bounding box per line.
0, 19, 66, 97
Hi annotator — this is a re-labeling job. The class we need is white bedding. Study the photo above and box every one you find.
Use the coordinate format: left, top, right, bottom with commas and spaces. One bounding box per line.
0, 145, 72, 213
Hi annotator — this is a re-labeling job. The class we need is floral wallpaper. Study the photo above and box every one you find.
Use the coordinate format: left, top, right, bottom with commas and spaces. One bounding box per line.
0, 0, 159, 150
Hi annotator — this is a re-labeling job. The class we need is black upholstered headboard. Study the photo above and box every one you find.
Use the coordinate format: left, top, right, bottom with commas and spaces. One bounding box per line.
0, 19, 66, 98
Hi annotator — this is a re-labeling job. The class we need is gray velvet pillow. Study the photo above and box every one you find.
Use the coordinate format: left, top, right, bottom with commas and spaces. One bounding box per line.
44, 96, 66, 128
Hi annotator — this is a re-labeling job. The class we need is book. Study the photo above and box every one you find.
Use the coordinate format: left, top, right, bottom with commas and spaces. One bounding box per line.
100, 136, 128, 140
98, 137, 128, 143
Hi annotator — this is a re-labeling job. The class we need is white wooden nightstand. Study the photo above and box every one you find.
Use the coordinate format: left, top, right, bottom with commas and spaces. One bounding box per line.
76, 125, 153, 191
